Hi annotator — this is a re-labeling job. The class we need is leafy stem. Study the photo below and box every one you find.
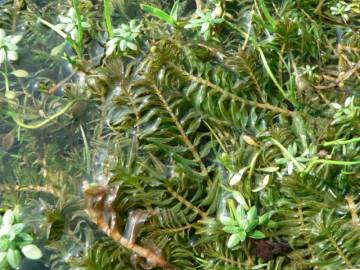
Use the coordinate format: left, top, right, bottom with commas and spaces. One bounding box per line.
72, 0, 84, 55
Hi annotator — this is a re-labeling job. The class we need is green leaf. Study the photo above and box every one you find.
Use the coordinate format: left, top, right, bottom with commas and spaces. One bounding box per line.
259, 213, 270, 225
142, 4, 176, 26
6, 248, 21, 269
232, 191, 249, 210
236, 205, 246, 223
257, 0, 276, 30
219, 216, 237, 226
119, 39, 127, 51
229, 167, 248, 186
228, 199, 237, 219
0, 252, 7, 268
11, 223, 25, 235
170, 0, 180, 20
245, 219, 259, 232
127, 42, 138, 51
0, 238, 10, 251
21, 244, 42, 260
2, 210, 14, 226
247, 206, 258, 221
249, 230, 266, 239
223, 225, 240, 234
50, 41, 66, 56
257, 48, 287, 100
227, 233, 240, 248
11, 69, 29, 78
238, 231, 247, 242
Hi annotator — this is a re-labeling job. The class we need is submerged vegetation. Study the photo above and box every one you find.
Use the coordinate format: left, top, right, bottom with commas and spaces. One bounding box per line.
0, 0, 359, 269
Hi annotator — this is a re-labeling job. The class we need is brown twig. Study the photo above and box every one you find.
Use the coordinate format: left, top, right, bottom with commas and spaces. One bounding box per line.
48, 70, 77, 94
195, 0, 202, 10
314, 60, 360, 90
345, 196, 359, 226
84, 186, 178, 270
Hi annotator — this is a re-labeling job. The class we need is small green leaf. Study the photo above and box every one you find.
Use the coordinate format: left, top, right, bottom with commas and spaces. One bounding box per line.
21, 245, 42, 260
219, 216, 237, 226
127, 42, 138, 51
11, 69, 29, 78
2, 210, 14, 226
142, 4, 176, 26
119, 39, 127, 51
249, 230, 266, 239
245, 219, 259, 232
11, 223, 25, 235
223, 225, 240, 234
259, 213, 270, 225
247, 206, 258, 221
50, 41, 66, 56
0, 238, 10, 251
228, 199, 237, 219
0, 251, 6, 262
229, 167, 248, 186
238, 231, 247, 242
170, 0, 179, 20
6, 248, 21, 269
232, 191, 249, 210
236, 205, 246, 223
227, 233, 241, 248
256, 167, 279, 173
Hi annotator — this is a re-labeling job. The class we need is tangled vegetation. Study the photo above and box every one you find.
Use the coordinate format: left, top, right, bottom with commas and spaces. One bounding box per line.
0, 0, 359, 269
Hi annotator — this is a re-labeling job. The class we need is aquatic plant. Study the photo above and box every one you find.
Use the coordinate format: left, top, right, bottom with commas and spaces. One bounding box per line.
105, 20, 142, 55
0, 29, 21, 65
184, 7, 224, 40
0, 0, 359, 269
0, 209, 42, 269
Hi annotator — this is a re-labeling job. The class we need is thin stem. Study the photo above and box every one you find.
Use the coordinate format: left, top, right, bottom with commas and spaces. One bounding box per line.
3, 53, 10, 95
166, 186, 208, 219
153, 84, 210, 178
323, 137, 360, 146
258, 47, 288, 100
38, 17, 81, 57
104, 0, 114, 38
270, 138, 305, 172
305, 157, 360, 173
9, 99, 80, 129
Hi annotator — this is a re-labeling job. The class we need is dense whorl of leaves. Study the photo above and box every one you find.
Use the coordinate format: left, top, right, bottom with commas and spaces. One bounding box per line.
0, 0, 359, 269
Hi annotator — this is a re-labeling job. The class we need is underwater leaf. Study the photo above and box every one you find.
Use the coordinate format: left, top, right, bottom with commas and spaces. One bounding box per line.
11, 223, 25, 235
259, 213, 270, 225
21, 245, 43, 260
11, 70, 29, 78
227, 233, 243, 248
229, 167, 248, 186
247, 206, 258, 221
6, 248, 21, 269
2, 210, 14, 227
142, 4, 176, 26
50, 41, 67, 56
252, 174, 270, 192
249, 230, 266, 239
0, 252, 6, 266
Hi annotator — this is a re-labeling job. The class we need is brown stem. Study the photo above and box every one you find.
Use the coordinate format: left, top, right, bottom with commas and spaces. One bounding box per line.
85, 186, 178, 270
346, 196, 359, 226
48, 70, 77, 94
166, 186, 208, 219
